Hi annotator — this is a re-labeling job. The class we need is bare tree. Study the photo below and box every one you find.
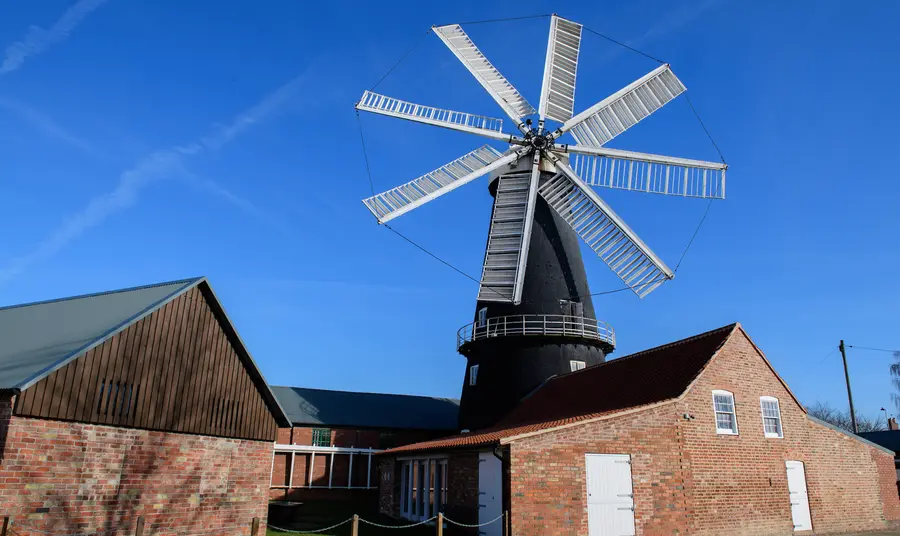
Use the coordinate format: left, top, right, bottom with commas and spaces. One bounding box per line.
890, 351, 900, 412
807, 401, 886, 433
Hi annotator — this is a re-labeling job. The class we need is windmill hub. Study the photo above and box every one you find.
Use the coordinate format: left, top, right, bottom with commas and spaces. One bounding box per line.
528, 134, 549, 150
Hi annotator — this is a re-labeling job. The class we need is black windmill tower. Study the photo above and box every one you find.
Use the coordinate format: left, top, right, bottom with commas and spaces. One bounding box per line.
357, 16, 728, 430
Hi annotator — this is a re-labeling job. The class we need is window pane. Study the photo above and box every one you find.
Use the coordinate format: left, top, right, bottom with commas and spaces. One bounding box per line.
714, 394, 734, 412
716, 413, 734, 431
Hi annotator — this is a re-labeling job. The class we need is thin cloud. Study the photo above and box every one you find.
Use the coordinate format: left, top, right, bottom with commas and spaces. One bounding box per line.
0, 0, 110, 76
594, 0, 723, 64
181, 170, 292, 236
0, 68, 316, 284
0, 97, 110, 159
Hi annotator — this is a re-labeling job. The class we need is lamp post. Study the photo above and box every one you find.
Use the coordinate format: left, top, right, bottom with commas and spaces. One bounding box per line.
881, 407, 889, 428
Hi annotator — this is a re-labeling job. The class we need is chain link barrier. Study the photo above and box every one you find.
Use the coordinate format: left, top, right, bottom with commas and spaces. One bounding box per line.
268, 517, 353, 534
443, 514, 504, 528
7, 512, 505, 535
358, 516, 436, 529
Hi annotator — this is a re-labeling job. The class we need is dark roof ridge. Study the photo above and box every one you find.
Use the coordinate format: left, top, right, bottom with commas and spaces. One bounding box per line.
272, 385, 459, 403
0, 276, 204, 312
547, 322, 740, 382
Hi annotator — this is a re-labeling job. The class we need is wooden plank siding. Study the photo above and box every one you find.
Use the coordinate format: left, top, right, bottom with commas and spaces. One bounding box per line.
12, 285, 279, 441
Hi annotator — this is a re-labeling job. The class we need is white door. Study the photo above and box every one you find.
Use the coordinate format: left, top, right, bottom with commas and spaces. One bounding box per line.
478, 452, 503, 536
786, 461, 813, 531
586, 454, 636, 536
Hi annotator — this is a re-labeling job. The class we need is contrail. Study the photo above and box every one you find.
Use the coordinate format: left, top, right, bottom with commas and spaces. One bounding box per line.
0, 68, 315, 284
1, 0, 110, 76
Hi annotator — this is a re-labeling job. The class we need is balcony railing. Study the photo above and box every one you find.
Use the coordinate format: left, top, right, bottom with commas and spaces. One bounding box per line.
457, 314, 615, 350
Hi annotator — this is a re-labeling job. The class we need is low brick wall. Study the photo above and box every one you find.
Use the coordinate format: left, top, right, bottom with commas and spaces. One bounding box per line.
0, 394, 273, 536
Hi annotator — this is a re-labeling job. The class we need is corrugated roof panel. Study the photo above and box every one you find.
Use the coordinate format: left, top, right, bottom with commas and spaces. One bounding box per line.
271, 386, 459, 431
0, 278, 199, 390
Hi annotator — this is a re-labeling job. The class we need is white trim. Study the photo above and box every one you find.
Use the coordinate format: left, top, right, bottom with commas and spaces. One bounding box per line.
712, 390, 739, 435
760, 396, 784, 438
570, 360, 586, 372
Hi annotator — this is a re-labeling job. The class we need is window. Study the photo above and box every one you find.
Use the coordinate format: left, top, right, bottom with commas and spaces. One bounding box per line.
760, 397, 783, 438
477, 307, 488, 327
311, 428, 331, 447
400, 458, 448, 521
712, 390, 738, 435
570, 360, 586, 372
559, 299, 584, 317
469, 364, 479, 386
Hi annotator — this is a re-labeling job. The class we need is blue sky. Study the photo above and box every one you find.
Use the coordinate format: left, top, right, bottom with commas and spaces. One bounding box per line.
1, 0, 898, 420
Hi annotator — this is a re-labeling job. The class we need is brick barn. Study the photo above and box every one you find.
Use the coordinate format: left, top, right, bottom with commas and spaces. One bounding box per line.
268, 386, 458, 520
377, 323, 900, 536
0, 278, 289, 536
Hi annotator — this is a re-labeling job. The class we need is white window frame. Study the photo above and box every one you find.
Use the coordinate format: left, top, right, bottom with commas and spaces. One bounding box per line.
477, 307, 488, 327
760, 396, 784, 438
469, 364, 479, 386
570, 360, 586, 372
399, 458, 449, 521
712, 390, 739, 435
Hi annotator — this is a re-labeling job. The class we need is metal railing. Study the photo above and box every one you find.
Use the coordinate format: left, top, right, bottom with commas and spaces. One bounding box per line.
457, 314, 615, 350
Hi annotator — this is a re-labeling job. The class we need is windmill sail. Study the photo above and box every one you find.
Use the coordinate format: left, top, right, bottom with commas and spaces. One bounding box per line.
357, 91, 510, 142
539, 15, 583, 123
556, 64, 685, 147
434, 24, 536, 123
478, 169, 532, 302
540, 155, 673, 298
363, 146, 517, 223
567, 146, 726, 199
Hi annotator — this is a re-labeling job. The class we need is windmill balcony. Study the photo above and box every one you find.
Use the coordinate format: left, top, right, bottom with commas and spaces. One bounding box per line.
457, 314, 616, 352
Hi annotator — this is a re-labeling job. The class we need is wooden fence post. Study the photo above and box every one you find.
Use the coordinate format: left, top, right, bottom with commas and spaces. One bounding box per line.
1, 516, 9, 536
436, 512, 443, 536
503, 510, 509, 536
134, 516, 144, 536
251, 517, 260, 536
351, 514, 359, 536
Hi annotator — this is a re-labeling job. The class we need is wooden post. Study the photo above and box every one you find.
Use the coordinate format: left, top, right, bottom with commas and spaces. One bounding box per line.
436, 512, 443, 536
503, 510, 509, 536
134, 516, 145, 536
1, 516, 9, 536
251, 517, 260, 536
351, 514, 359, 536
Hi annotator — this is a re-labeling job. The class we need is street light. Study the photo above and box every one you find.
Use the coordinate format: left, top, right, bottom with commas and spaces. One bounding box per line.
881, 407, 889, 427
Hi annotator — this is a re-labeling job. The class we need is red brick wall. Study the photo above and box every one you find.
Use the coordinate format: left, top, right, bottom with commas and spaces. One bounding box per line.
874, 450, 900, 522
276, 426, 444, 449
509, 404, 686, 536
679, 329, 900, 535
0, 394, 272, 536
445, 452, 480, 525
502, 327, 900, 536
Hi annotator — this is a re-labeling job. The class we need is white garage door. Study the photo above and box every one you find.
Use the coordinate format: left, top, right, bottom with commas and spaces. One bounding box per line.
586, 454, 635, 536
786, 460, 812, 531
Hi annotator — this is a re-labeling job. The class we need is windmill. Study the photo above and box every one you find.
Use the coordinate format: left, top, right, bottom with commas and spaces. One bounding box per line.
356, 15, 728, 429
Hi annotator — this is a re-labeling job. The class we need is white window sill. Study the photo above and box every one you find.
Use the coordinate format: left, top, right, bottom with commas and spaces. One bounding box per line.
716, 430, 739, 435
765, 433, 783, 439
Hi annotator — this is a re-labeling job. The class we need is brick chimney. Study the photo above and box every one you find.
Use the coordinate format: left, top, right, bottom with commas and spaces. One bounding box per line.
889, 417, 898, 431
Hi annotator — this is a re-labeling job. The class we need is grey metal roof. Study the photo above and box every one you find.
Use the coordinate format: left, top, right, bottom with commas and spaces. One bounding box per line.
0, 277, 290, 427
271, 386, 460, 431
0, 278, 200, 390
858, 430, 900, 455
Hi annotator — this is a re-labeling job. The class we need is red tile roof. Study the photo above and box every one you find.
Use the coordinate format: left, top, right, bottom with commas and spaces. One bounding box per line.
384, 323, 738, 454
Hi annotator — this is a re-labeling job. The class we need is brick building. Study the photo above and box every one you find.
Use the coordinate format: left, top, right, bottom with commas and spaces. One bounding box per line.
377, 323, 900, 536
269, 386, 458, 504
0, 278, 289, 536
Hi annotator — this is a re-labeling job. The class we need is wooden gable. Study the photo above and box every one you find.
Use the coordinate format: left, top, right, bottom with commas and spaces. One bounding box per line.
13, 284, 279, 441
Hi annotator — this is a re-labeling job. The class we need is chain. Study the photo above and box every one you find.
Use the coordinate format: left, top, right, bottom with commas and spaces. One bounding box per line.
359, 516, 436, 529
443, 514, 504, 528
269, 518, 352, 534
